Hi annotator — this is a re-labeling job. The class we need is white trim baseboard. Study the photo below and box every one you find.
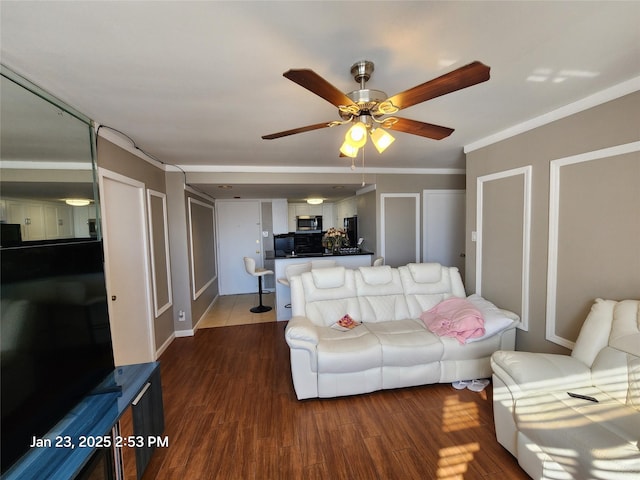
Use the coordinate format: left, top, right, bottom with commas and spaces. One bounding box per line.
155, 332, 175, 358
174, 329, 195, 338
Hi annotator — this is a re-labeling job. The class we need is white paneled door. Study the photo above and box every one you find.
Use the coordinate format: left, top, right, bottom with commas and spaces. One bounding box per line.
99, 169, 155, 366
216, 200, 263, 295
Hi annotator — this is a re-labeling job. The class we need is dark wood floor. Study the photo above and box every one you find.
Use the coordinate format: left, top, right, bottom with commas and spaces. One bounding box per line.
141, 322, 528, 479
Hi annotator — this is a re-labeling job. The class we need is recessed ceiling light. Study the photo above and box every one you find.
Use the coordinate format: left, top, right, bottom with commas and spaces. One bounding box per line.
307, 198, 323, 205
218, 185, 232, 189
65, 198, 91, 206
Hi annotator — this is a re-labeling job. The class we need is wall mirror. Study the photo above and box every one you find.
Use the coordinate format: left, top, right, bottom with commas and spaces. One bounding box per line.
0, 66, 99, 245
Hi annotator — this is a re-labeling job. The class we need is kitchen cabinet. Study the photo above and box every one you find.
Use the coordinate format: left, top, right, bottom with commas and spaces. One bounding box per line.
7, 201, 46, 240
322, 203, 335, 229
72, 205, 93, 237
272, 199, 289, 234
335, 196, 357, 226
6, 199, 74, 241
288, 202, 335, 231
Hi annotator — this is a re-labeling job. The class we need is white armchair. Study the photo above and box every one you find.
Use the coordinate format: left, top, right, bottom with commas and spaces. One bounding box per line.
491, 299, 640, 479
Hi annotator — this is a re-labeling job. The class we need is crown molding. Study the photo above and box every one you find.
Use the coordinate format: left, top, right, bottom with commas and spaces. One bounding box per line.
95, 124, 168, 169
176, 164, 465, 175
464, 76, 640, 154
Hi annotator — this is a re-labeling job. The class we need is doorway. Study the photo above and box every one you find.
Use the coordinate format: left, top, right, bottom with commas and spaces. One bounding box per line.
216, 200, 264, 295
99, 169, 155, 365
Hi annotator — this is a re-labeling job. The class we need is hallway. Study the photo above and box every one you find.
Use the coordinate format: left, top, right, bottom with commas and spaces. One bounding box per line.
198, 292, 276, 328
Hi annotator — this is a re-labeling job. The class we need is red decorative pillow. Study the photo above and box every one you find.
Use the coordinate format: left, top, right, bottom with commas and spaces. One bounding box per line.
331, 314, 360, 331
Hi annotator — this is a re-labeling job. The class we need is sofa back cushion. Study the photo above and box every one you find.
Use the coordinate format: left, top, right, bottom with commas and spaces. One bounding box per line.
355, 266, 410, 323
588, 300, 640, 409
399, 263, 466, 318
290, 267, 361, 327
571, 298, 617, 367
608, 300, 640, 357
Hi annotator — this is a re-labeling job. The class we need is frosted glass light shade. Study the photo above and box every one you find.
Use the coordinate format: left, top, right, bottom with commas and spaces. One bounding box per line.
370, 128, 395, 153
345, 122, 367, 148
340, 141, 359, 158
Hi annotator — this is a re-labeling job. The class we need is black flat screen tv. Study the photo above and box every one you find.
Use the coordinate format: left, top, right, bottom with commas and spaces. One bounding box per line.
0, 240, 114, 473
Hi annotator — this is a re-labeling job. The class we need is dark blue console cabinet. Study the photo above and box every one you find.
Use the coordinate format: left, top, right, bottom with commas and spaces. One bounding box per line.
2, 362, 164, 480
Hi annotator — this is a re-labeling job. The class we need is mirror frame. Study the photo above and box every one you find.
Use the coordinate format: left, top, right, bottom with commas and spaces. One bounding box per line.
0, 64, 101, 240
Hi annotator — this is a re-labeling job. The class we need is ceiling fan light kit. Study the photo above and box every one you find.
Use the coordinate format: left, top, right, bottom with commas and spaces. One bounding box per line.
262, 59, 490, 159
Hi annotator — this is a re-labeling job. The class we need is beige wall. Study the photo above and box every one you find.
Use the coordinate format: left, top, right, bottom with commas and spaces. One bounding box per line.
96, 137, 175, 352
465, 91, 640, 354
375, 173, 466, 264
356, 189, 377, 254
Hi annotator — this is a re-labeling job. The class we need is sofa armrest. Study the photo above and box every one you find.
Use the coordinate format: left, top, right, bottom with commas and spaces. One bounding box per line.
491, 350, 592, 399
499, 309, 520, 323
285, 316, 319, 347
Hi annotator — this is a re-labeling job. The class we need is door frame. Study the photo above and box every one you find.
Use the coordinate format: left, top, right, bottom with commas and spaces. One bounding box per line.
98, 168, 156, 362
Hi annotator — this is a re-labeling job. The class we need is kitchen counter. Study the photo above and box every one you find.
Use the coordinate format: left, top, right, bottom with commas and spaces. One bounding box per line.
267, 249, 373, 260
273, 252, 373, 321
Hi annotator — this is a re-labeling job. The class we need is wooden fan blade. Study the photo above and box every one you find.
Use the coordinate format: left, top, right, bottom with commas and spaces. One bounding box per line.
283, 69, 356, 108
385, 61, 490, 111
262, 121, 332, 140
386, 117, 454, 140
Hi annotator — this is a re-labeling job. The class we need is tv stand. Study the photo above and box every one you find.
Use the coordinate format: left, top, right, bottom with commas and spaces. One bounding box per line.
2, 362, 164, 480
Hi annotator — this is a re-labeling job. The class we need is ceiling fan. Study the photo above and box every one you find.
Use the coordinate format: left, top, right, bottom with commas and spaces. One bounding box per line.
262, 60, 490, 157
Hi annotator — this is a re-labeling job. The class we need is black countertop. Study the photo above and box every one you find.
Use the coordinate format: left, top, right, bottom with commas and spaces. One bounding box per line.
268, 250, 373, 260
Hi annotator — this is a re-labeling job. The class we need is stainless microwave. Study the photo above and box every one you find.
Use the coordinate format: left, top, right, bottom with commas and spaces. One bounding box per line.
296, 215, 322, 231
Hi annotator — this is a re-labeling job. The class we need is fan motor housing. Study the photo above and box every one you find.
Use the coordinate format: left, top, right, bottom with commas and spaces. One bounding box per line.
339, 88, 388, 120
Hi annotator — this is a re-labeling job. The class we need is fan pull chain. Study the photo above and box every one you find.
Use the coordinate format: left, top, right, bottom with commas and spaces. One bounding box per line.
361, 147, 366, 186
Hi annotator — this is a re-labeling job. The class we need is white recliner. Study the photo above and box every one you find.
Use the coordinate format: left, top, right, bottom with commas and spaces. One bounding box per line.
491, 298, 640, 479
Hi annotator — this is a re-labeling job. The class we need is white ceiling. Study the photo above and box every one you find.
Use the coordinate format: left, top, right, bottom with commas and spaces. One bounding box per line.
1, 1, 639, 202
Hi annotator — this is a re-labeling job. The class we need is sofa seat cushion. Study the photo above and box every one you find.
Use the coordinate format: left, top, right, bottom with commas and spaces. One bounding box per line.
317, 326, 381, 374
440, 333, 506, 360
365, 319, 443, 366
515, 389, 640, 478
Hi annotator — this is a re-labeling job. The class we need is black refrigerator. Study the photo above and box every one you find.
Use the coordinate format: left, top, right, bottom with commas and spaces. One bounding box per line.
343, 216, 357, 247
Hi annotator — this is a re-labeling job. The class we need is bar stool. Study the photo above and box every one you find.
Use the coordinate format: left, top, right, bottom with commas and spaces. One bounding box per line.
243, 257, 274, 313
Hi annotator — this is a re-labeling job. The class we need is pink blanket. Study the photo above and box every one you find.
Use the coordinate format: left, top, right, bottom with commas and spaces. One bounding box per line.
420, 298, 485, 344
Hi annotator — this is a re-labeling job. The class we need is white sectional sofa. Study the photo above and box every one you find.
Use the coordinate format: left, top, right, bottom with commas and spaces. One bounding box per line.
285, 263, 519, 400
491, 298, 640, 479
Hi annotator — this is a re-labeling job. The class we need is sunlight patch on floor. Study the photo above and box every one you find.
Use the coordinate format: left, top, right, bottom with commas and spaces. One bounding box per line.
436, 442, 480, 479
441, 395, 481, 433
